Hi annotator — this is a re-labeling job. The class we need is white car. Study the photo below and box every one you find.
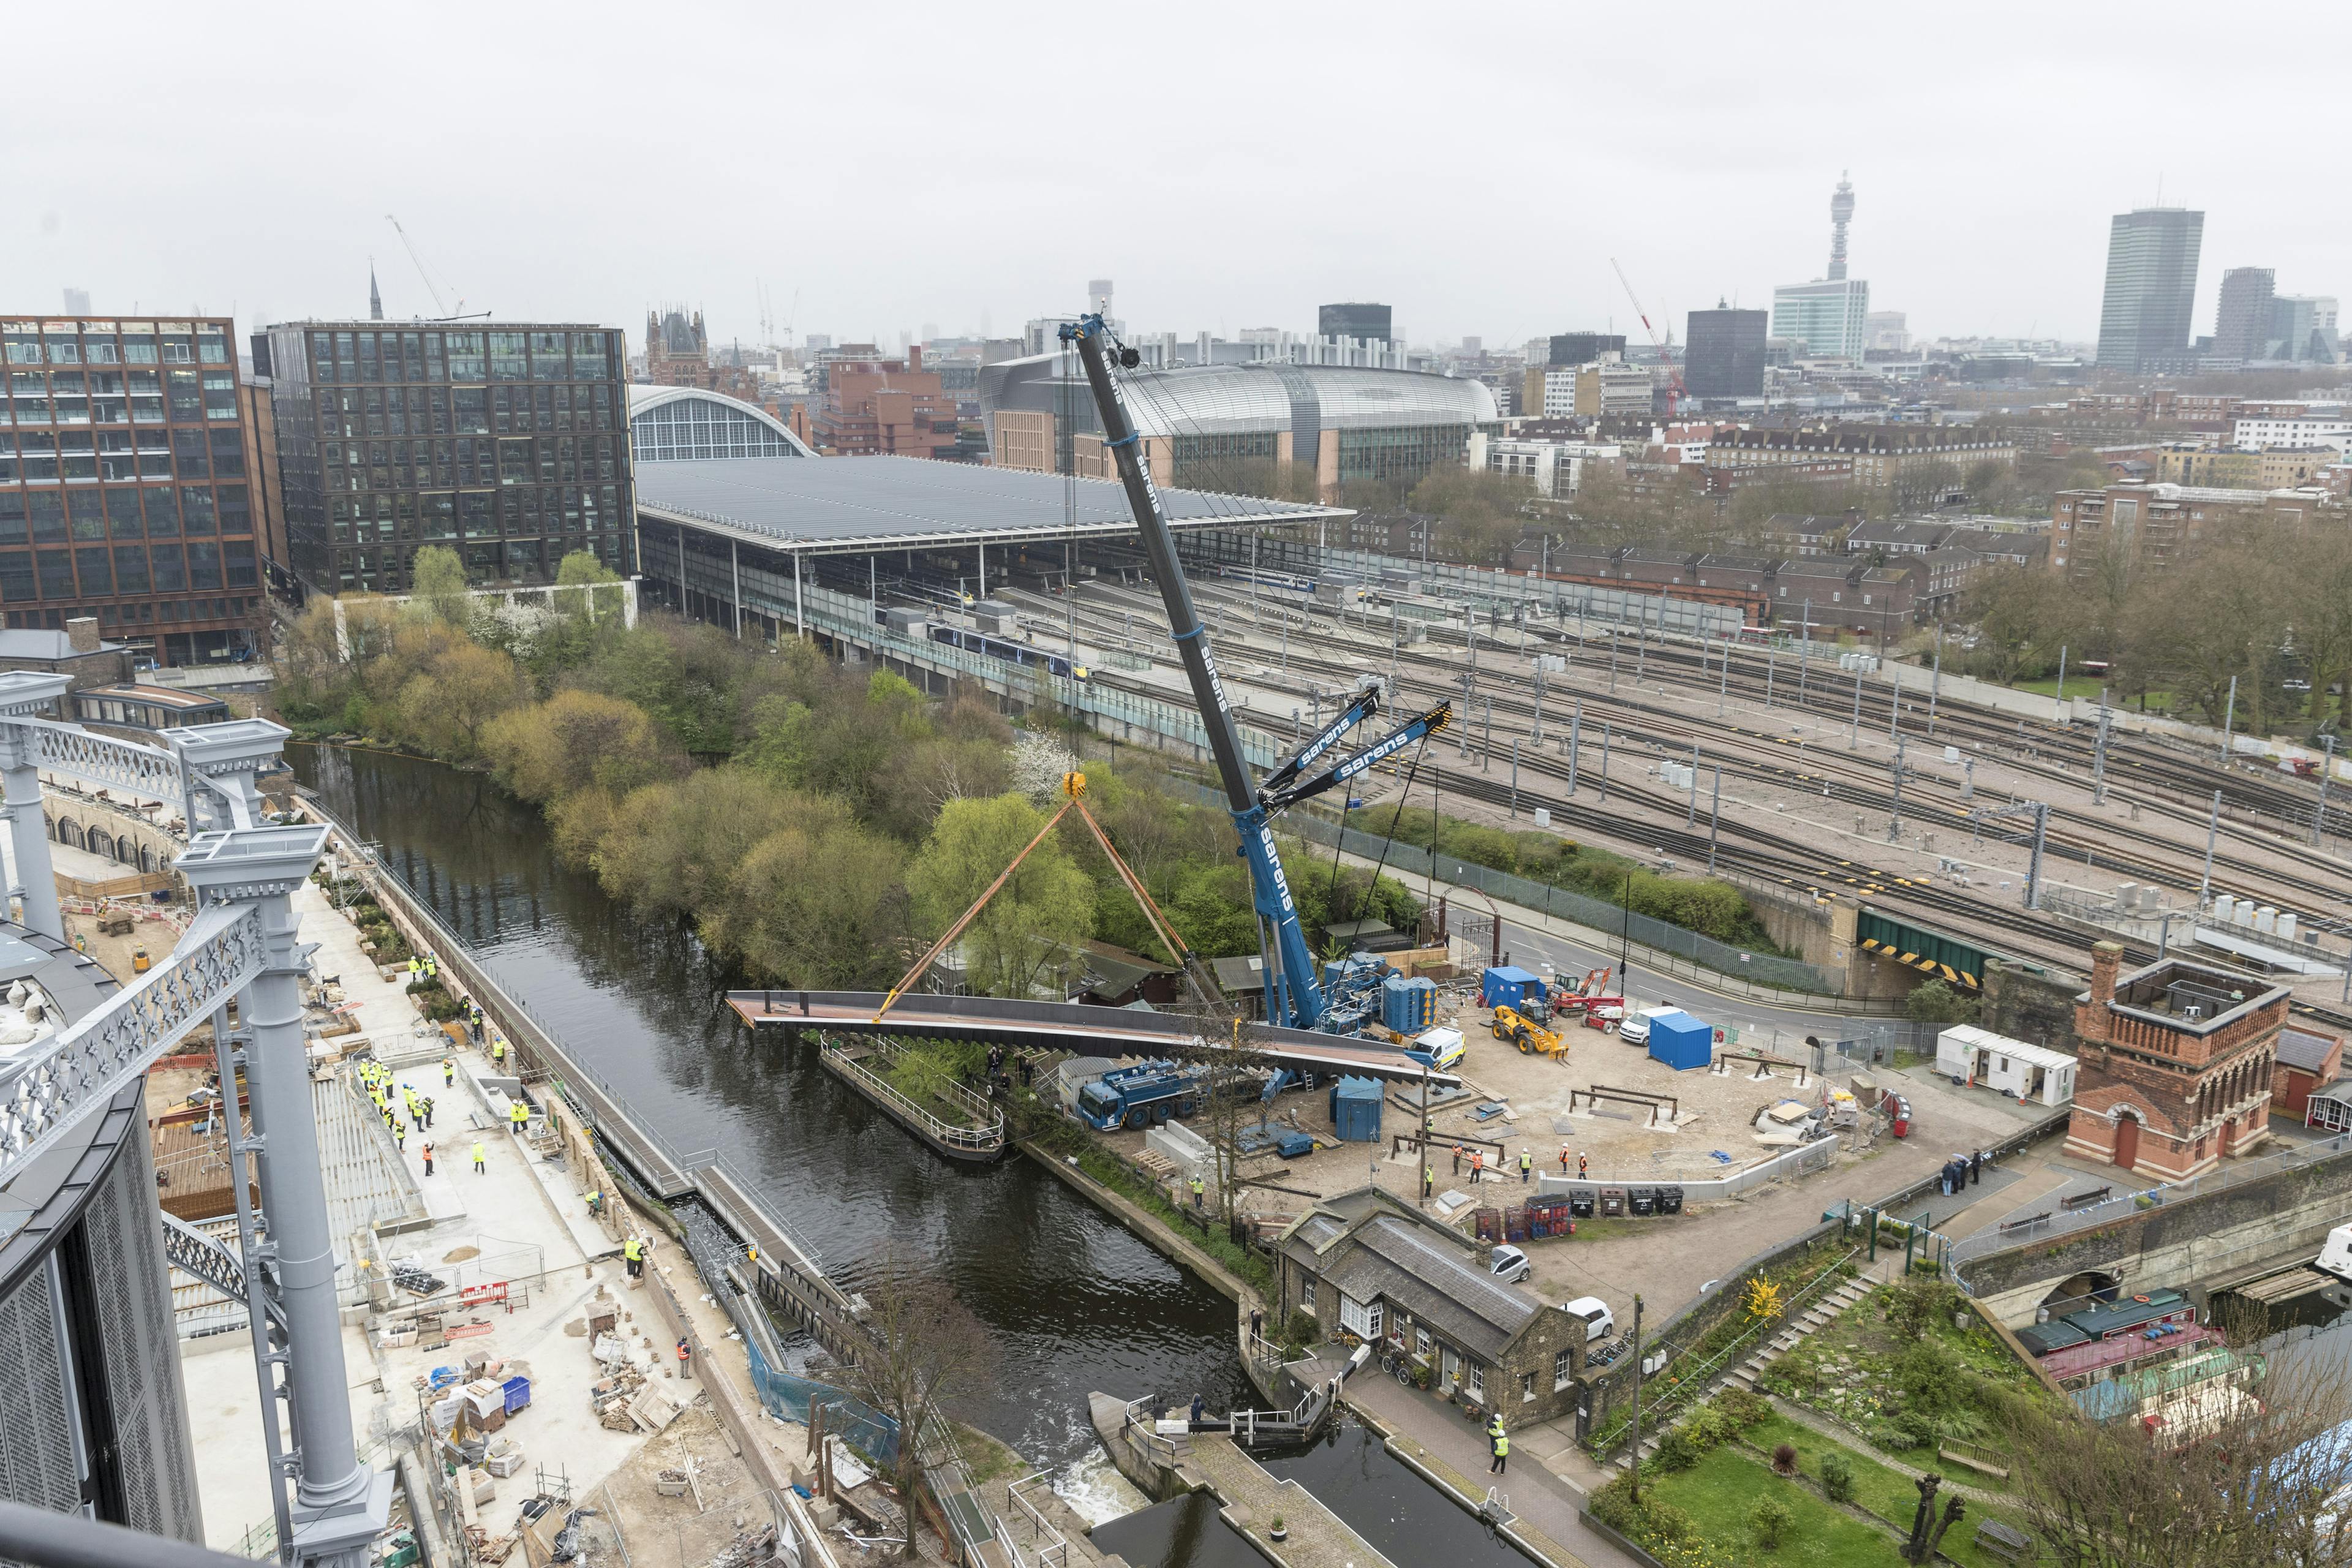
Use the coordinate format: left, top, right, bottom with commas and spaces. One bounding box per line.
1489, 1245, 1531, 1283
1562, 1296, 1616, 1342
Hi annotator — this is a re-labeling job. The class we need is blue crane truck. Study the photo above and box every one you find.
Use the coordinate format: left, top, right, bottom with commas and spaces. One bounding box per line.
1073, 1061, 1204, 1131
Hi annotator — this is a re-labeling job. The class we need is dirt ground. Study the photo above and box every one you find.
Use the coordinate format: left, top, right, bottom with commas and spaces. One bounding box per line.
582, 1402, 772, 1568
1097, 995, 2035, 1333
64, 903, 181, 986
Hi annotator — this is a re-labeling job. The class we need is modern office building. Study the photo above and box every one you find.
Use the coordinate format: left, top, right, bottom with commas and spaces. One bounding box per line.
2212, 268, 2276, 363
2094, 208, 2204, 373
1771, 176, 1870, 359
260, 320, 635, 594
2270, 296, 2340, 364
1318, 303, 1392, 344
1684, 306, 1768, 398
0, 314, 271, 663
0, 922, 203, 1544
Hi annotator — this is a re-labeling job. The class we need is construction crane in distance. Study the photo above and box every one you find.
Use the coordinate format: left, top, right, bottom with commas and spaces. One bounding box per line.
385, 214, 491, 320
1610, 257, 1686, 418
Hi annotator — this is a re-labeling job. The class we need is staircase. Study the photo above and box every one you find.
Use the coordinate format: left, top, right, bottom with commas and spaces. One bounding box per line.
1730, 1276, 1879, 1392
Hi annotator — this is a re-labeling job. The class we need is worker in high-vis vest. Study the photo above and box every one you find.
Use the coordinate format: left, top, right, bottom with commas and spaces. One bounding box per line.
509, 1100, 529, 1134
624, 1237, 644, 1279
585, 1188, 601, 1216
442, 1056, 456, 1087
1423, 1162, 1435, 1199
1519, 1149, 1532, 1183
1189, 1175, 1205, 1210
407, 956, 421, 978
1490, 1425, 1509, 1475
470, 1140, 486, 1174
492, 1036, 508, 1066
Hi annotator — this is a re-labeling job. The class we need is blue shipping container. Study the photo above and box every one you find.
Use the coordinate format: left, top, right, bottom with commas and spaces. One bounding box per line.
1381, 975, 1436, 1033
1329, 1076, 1384, 1142
1646, 1012, 1713, 1071
1481, 965, 1545, 1009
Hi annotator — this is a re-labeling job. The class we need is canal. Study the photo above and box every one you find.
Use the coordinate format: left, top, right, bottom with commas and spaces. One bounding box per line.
291, 743, 1254, 1471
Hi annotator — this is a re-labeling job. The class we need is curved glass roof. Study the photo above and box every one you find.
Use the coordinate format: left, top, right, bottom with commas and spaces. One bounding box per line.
627, 383, 815, 460
986, 356, 1497, 437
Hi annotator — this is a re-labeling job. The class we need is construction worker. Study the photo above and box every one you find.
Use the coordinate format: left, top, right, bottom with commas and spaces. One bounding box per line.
1490, 1427, 1509, 1475
407, 956, 421, 980
676, 1336, 692, 1380
394, 1121, 407, 1153
1578, 1151, 1589, 1180
745, 1244, 758, 1266
424, 954, 439, 981
491, 1035, 508, 1068
1519, 1148, 1532, 1184
421, 1141, 435, 1177
1452, 1143, 1463, 1177
1560, 1145, 1572, 1175
421, 1096, 435, 1129
624, 1237, 644, 1279
1470, 1150, 1484, 1183
586, 1188, 602, 1216
470, 1139, 486, 1174
508, 1099, 529, 1136
1189, 1175, 1205, 1210
442, 1056, 456, 1087
1423, 1161, 1434, 1199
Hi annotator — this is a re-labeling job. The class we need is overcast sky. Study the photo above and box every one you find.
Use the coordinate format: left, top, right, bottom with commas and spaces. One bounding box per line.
4, 1, 2341, 356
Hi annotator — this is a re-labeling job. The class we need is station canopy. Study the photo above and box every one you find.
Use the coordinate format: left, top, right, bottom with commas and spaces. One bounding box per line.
633, 454, 1347, 557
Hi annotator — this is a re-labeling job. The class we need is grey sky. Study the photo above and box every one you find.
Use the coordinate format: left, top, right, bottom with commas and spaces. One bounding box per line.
3, 0, 2340, 355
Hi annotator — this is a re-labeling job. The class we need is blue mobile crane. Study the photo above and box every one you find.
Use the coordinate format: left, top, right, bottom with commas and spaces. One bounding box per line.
1060, 315, 1449, 1034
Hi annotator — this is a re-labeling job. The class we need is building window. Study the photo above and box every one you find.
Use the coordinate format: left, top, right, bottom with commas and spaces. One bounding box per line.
1555, 1349, 1574, 1390
1300, 1278, 1315, 1311
1467, 1363, 1485, 1401
1521, 1371, 1537, 1403
1339, 1294, 1382, 1343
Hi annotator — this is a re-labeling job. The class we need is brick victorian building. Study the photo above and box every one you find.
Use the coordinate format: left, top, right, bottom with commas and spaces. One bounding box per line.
2064, 942, 2293, 1179
643, 307, 761, 405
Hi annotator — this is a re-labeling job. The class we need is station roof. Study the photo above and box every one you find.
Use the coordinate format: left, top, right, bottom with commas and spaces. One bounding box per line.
634, 454, 1346, 557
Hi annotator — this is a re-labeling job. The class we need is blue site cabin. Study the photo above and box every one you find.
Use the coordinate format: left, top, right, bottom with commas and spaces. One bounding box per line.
1481, 965, 1545, 1010
1646, 1011, 1713, 1071
1329, 1076, 1384, 1142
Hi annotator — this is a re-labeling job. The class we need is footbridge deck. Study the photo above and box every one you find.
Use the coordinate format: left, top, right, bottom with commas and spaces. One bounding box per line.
726, 990, 1463, 1087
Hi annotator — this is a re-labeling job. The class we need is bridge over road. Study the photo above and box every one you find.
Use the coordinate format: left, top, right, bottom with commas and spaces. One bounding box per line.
1954, 1131, 2352, 1325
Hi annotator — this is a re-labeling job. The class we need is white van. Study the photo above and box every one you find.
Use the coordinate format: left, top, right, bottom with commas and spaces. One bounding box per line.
2318, 1224, 2352, 1281
1562, 1296, 1616, 1342
1616, 1007, 1683, 1047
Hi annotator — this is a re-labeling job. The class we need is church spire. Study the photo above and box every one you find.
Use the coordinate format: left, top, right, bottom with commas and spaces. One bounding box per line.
369, 262, 384, 321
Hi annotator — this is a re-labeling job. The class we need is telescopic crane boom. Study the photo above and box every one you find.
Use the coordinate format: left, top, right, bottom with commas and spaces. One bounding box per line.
1061, 314, 1426, 1031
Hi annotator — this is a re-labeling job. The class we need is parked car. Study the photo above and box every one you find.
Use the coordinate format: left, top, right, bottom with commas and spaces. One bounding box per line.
1489, 1245, 1531, 1283
1562, 1296, 1616, 1342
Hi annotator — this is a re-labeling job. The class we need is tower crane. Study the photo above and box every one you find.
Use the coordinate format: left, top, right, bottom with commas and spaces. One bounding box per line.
384, 214, 491, 320
1610, 257, 1686, 418
1059, 315, 1449, 1032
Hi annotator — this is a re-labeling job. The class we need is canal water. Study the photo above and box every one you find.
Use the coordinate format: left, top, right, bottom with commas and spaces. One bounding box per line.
291, 744, 1253, 1472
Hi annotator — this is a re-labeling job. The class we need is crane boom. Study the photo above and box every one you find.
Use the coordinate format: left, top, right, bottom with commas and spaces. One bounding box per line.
1610, 257, 1685, 417
385, 214, 448, 317
1061, 315, 1327, 1029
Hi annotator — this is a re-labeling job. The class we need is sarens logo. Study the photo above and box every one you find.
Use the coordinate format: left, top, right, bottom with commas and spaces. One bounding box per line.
1257, 826, 1294, 911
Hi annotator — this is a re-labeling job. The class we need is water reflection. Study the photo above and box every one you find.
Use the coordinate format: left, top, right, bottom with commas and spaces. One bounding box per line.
291, 743, 1250, 1463
1088, 1493, 1262, 1568
1259, 1421, 1537, 1568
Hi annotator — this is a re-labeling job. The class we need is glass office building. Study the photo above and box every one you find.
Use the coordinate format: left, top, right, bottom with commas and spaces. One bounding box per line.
263, 322, 633, 594
2095, 209, 2204, 373
0, 315, 265, 664
1770, 278, 1871, 360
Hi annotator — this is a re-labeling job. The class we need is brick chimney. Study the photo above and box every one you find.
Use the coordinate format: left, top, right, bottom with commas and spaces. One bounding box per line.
2089, 941, 2125, 1007
65, 616, 99, 654
907, 342, 923, 372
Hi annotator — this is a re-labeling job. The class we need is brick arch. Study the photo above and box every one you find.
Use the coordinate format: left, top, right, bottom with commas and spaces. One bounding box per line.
139, 842, 158, 873
55, 817, 83, 850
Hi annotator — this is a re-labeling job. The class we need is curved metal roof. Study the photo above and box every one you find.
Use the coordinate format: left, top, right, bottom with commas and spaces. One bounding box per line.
982, 355, 1498, 436
626, 382, 816, 456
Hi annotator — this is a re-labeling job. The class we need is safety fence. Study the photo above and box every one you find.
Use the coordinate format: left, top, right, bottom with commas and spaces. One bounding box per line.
744, 1341, 902, 1469
1164, 777, 1844, 994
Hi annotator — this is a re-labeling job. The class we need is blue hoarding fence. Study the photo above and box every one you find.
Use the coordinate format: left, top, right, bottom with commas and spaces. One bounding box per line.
744, 1341, 902, 1470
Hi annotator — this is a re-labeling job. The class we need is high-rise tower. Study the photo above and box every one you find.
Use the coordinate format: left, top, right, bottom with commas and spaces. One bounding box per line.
2095, 208, 2204, 372
1827, 172, 1856, 282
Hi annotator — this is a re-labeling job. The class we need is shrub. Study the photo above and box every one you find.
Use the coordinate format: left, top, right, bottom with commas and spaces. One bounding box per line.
1749, 1494, 1793, 1550
1818, 1449, 1855, 1503
1771, 1441, 1798, 1475
1642, 1499, 1696, 1545
1711, 1387, 1774, 1430
1894, 1341, 1970, 1417
1652, 1425, 1705, 1472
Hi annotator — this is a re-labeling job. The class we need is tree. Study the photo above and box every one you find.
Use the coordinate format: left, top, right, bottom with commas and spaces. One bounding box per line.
1405, 469, 1538, 565
2005, 1322, 2352, 1568
839, 1248, 994, 1563
480, 688, 680, 804
713, 812, 912, 989
1904, 979, 1980, 1026
394, 642, 522, 761
409, 544, 472, 628
908, 794, 1095, 998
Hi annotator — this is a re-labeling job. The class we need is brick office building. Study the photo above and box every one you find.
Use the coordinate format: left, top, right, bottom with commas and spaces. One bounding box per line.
2064, 942, 2296, 1179
1, 314, 270, 664
809, 348, 959, 459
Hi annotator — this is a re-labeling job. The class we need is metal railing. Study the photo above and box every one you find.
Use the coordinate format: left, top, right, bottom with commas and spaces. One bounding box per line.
1948, 1129, 2352, 1272
818, 1035, 1006, 1153
1004, 1472, 1071, 1568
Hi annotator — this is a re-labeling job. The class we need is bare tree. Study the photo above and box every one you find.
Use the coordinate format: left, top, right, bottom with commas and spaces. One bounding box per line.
2005, 1310, 2352, 1568
840, 1248, 996, 1562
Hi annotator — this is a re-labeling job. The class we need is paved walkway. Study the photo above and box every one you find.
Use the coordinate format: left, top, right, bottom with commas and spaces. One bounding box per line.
1763, 1395, 2004, 1506
1185, 1433, 1396, 1568
1325, 1362, 1637, 1568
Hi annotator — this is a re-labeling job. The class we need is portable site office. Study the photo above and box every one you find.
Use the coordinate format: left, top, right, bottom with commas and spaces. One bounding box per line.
1936, 1025, 2076, 1106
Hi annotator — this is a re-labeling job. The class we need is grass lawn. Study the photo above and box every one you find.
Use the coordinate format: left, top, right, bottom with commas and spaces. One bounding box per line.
2005, 675, 2183, 710
1744, 1412, 2029, 1564
1644, 1448, 1899, 1567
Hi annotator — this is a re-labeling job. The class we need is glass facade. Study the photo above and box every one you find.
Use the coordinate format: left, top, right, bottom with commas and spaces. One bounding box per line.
629, 391, 805, 461
1770, 279, 1870, 360
2096, 209, 2204, 372
265, 321, 633, 594
0, 315, 260, 662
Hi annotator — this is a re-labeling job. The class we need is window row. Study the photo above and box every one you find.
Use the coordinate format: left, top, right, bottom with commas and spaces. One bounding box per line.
2, 325, 230, 367
329, 534, 627, 593
0, 540, 259, 602
0, 484, 252, 545
1, 429, 245, 484
303, 329, 616, 386
323, 435, 621, 492
4, 367, 237, 425
317, 483, 618, 540
311, 381, 619, 439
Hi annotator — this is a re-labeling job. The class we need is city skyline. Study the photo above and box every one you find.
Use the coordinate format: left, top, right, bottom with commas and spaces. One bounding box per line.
1, 1, 2340, 357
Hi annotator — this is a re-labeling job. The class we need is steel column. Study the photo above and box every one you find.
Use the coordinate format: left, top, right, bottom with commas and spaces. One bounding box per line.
2, 747, 60, 941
